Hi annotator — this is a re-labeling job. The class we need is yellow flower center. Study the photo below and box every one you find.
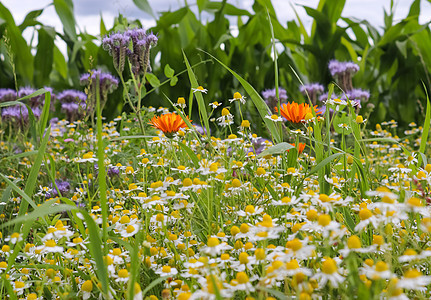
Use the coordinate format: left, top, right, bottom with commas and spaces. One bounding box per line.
407, 197, 422, 207
162, 266, 172, 273
318, 214, 331, 226
45, 240, 56, 247
322, 258, 337, 274
236, 272, 249, 284
359, 208, 373, 220
118, 269, 129, 278
207, 237, 220, 247
404, 269, 421, 278
347, 235, 361, 249
375, 261, 388, 272
221, 108, 230, 116
82, 280, 93, 292
232, 179, 241, 188
286, 238, 303, 251
183, 178, 193, 187
239, 252, 249, 264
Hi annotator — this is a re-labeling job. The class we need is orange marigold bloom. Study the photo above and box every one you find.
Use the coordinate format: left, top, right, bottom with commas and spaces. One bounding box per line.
276, 102, 321, 123
290, 143, 306, 154
148, 113, 190, 137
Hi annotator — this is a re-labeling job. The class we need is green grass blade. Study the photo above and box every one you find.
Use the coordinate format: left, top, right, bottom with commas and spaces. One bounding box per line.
418, 82, 430, 167
95, 75, 109, 261
177, 141, 200, 168
39, 91, 51, 137
200, 50, 282, 144
309, 152, 344, 175
1, 150, 38, 161
182, 51, 211, 137
0, 203, 76, 229
13, 125, 51, 231
163, 92, 203, 143
0, 174, 37, 210
80, 210, 109, 295
257, 142, 294, 158
142, 276, 168, 297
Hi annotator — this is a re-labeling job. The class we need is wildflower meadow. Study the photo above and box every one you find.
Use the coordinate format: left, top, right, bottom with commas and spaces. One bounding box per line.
1, 0, 431, 299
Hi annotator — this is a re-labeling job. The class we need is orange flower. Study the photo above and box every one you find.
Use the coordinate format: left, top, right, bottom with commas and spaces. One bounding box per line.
290, 143, 306, 154
148, 113, 190, 137
276, 102, 321, 123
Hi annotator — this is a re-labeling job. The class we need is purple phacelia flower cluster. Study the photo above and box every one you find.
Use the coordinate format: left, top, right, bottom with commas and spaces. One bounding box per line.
103, 27, 158, 77
80, 70, 119, 94
102, 32, 130, 73
46, 180, 71, 198
328, 60, 360, 91
1, 103, 42, 128
343, 88, 370, 103
0, 89, 17, 103
80, 70, 119, 113
328, 60, 359, 77
57, 90, 88, 121
299, 83, 325, 105
262, 87, 288, 112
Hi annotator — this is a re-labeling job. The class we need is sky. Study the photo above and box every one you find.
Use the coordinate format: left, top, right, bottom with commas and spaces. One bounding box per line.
2, 0, 431, 50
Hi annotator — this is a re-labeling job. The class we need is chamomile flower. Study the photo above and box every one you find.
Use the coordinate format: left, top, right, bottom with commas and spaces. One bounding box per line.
192, 86, 208, 93
265, 114, 283, 122
229, 92, 246, 104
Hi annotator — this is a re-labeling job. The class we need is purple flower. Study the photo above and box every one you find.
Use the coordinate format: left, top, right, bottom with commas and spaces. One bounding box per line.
80, 70, 119, 94
328, 60, 359, 91
344, 88, 370, 103
262, 88, 288, 102
47, 180, 71, 198
107, 166, 120, 177
61, 102, 87, 122
1, 103, 42, 128
102, 32, 130, 73
328, 60, 359, 77
125, 28, 158, 76
57, 90, 87, 103
299, 83, 324, 95
0, 89, 17, 103
299, 83, 324, 105
262, 87, 288, 112
319, 92, 337, 103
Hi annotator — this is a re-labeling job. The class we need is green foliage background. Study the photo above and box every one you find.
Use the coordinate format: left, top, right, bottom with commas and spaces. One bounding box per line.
0, 0, 430, 133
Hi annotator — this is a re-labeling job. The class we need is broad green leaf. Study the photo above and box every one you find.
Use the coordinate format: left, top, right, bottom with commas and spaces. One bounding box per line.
34, 26, 55, 87
53, 46, 68, 79
0, 174, 37, 210
0, 202, 76, 229
39, 91, 51, 138
164, 64, 175, 78
18, 8, 43, 31
100, 13, 107, 36
170, 76, 179, 86
146, 73, 161, 87
204, 2, 252, 16
1, 150, 37, 161
132, 0, 156, 18
142, 276, 168, 297
0, 3, 34, 83
53, 0, 77, 40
